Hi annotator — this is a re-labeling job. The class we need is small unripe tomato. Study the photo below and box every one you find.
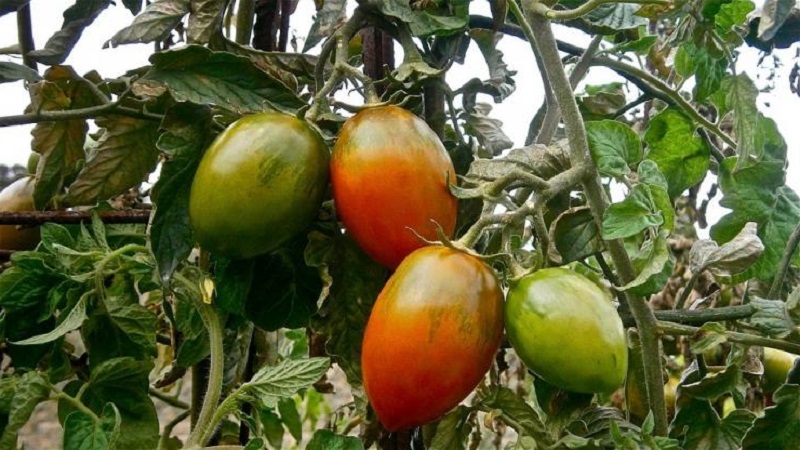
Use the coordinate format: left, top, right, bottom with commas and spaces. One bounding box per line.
331, 106, 458, 269
361, 246, 504, 430
188, 113, 329, 259
0, 177, 39, 251
505, 268, 628, 394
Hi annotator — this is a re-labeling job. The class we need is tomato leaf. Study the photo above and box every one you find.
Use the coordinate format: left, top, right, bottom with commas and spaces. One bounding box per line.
28, 0, 112, 65
64, 358, 159, 450
602, 185, 664, 240
107, 0, 189, 47
303, 0, 347, 52
475, 385, 552, 446
548, 206, 602, 264
0, 371, 50, 450
622, 229, 674, 296
671, 399, 755, 450
469, 29, 516, 103
373, 0, 468, 36
81, 301, 158, 364
187, 0, 226, 44
690, 222, 764, 277
308, 232, 388, 387
689, 322, 729, 354
586, 120, 642, 178
644, 108, 710, 198
427, 406, 472, 450
278, 397, 303, 442
748, 297, 795, 339
742, 384, 800, 449
62, 403, 121, 450
10, 294, 87, 346
238, 357, 329, 409
151, 102, 214, 284
171, 286, 209, 367
307, 429, 364, 450
461, 103, 514, 157
0, 62, 42, 83
638, 159, 675, 232
710, 158, 800, 281
244, 234, 322, 331
243, 437, 268, 450
139, 45, 305, 114
63, 115, 160, 207
757, 0, 796, 40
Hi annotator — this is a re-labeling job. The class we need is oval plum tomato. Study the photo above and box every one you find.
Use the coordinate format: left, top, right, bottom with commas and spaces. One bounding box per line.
505, 267, 628, 394
0, 177, 39, 251
361, 246, 504, 430
189, 113, 328, 259
330, 105, 457, 269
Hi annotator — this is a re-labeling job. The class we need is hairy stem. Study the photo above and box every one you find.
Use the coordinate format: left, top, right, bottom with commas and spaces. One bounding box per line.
184, 302, 226, 448
768, 221, 800, 299
0, 209, 151, 225
520, 2, 668, 434
0, 102, 162, 128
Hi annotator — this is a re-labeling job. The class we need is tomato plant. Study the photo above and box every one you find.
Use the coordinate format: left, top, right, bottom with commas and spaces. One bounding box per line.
0, 0, 799, 449
361, 245, 504, 430
331, 105, 458, 269
505, 267, 628, 394
189, 112, 329, 259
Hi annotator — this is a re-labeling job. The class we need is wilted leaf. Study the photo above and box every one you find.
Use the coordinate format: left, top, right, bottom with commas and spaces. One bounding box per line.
462, 103, 514, 157
139, 45, 305, 113
757, 0, 796, 40
107, 0, 189, 47
748, 297, 794, 339
303, 0, 347, 52
578, 83, 626, 119
466, 141, 570, 182
710, 158, 800, 281
690, 222, 764, 277
475, 385, 551, 446
0, 62, 42, 83
469, 29, 516, 102
689, 322, 729, 354
187, 0, 227, 44
673, 400, 755, 450
29, 0, 112, 65
374, 0, 468, 36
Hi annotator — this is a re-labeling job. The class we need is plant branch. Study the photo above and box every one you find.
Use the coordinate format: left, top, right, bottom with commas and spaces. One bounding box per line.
158, 410, 191, 450
149, 387, 190, 409
768, 221, 800, 299
519, 2, 668, 435
657, 321, 800, 354
0, 102, 163, 128
530, 0, 669, 20
675, 271, 701, 310
0, 209, 151, 225
621, 304, 757, 327
16, 3, 36, 70
54, 391, 100, 422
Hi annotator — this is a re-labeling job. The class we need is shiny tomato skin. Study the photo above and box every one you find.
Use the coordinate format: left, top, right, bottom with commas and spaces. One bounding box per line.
361, 246, 504, 431
189, 113, 328, 259
505, 268, 628, 394
331, 106, 457, 269
0, 177, 40, 251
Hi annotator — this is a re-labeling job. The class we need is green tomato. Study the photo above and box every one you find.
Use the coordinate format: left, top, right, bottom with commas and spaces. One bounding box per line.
763, 347, 798, 393
505, 267, 628, 394
189, 113, 329, 259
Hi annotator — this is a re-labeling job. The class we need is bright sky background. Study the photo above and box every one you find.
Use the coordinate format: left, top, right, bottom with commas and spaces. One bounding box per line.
0, 0, 798, 238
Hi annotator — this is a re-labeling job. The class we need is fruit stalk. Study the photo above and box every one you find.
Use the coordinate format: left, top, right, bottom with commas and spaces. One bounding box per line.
519, 0, 669, 434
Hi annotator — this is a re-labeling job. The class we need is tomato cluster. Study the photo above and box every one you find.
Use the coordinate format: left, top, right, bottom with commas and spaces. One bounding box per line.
188, 106, 631, 431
